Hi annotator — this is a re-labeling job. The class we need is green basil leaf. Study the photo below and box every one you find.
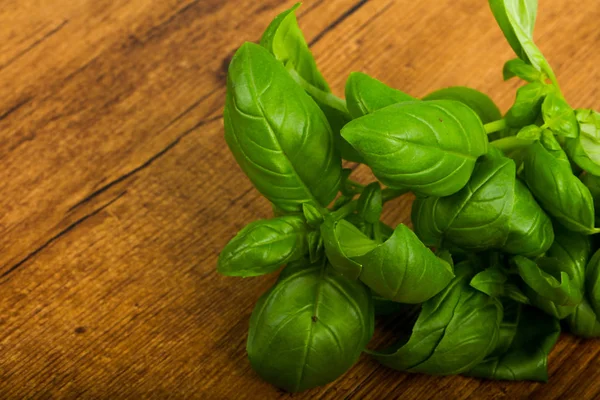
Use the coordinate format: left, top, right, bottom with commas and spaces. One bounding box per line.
357, 182, 383, 224
260, 3, 328, 92
522, 142, 598, 234
504, 283, 531, 305
355, 224, 454, 303
341, 100, 488, 197
412, 154, 515, 251
545, 226, 590, 289
466, 304, 560, 381
345, 213, 395, 240
247, 260, 374, 392
224, 43, 342, 212
488, 0, 556, 81
423, 86, 502, 124
370, 262, 502, 375
218, 216, 308, 277
514, 256, 583, 307
488, 0, 537, 64
505, 82, 549, 127
541, 92, 579, 138
566, 299, 600, 338
345, 72, 416, 119
565, 109, 600, 175
470, 266, 508, 297
586, 249, 600, 317
321, 218, 378, 279
260, 4, 361, 162
502, 58, 543, 82
516, 124, 542, 140
302, 203, 324, 228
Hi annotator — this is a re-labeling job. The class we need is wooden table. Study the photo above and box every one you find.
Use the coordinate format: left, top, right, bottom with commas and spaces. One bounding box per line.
1, 0, 598, 398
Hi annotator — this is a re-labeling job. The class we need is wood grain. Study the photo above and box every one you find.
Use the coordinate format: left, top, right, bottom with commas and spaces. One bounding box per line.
0, 0, 598, 398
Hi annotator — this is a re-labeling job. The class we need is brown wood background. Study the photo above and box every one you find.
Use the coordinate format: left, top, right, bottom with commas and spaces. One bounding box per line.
0, 0, 598, 398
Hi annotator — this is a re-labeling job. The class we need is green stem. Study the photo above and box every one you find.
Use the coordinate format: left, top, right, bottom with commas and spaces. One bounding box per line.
490, 136, 534, 153
286, 66, 349, 114
484, 119, 507, 134
382, 188, 410, 203
345, 179, 365, 195
330, 200, 357, 220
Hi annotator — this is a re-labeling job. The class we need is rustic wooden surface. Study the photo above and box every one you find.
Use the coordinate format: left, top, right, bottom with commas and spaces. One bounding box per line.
0, 0, 599, 398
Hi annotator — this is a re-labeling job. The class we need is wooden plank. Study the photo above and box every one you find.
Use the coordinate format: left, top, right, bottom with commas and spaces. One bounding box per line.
0, 0, 598, 398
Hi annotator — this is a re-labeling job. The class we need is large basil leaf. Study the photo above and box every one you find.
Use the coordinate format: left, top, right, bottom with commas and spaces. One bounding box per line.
345, 72, 416, 118
412, 154, 515, 251
466, 304, 560, 381
566, 109, 600, 175
505, 82, 549, 127
218, 215, 308, 277
341, 100, 488, 197
354, 224, 454, 303
566, 299, 600, 338
247, 260, 374, 392
522, 142, 597, 234
260, 4, 361, 162
224, 43, 342, 212
370, 262, 502, 375
423, 86, 502, 124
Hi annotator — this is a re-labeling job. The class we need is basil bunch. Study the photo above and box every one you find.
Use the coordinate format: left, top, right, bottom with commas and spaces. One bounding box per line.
217, 0, 600, 392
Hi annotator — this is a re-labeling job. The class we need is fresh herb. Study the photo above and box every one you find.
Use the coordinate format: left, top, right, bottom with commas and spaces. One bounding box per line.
218, 1, 600, 392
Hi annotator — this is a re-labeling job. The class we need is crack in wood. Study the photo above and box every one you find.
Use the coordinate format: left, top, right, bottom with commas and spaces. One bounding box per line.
0, 20, 69, 71
0, 191, 127, 280
0, 97, 32, 122
67, 114, 222, 213
308, 0, 369, 47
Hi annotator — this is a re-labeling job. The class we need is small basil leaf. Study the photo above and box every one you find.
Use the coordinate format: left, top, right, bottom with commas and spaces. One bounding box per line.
466, 304, 560, 381
320, 218, 377, 279
355, 224, 454, 304
565, 109, 600, 175
505, 82, 550, 127
345, 72, 416, 118
218, 216, 308, 277
423, 86, 502, 124
470, 266, 508, 297
225, 43, 342, 212
514, 256, 583, 307
516, 124, 542, 140
247, 260, 374, 392
357, 182, 383, 224
504, 283, 531, 305
488, 0, 556, 81
522, 142, 598, 234
370, 262, 502, 375
260, 3, 328, 91
541, 92, 579, 138
302, 203, 324, 228
502, 58, 543, 82
345, 213, 395, 241
341, 100, 488, 197
566, 299, 600, 338
545, 226, 590, 290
